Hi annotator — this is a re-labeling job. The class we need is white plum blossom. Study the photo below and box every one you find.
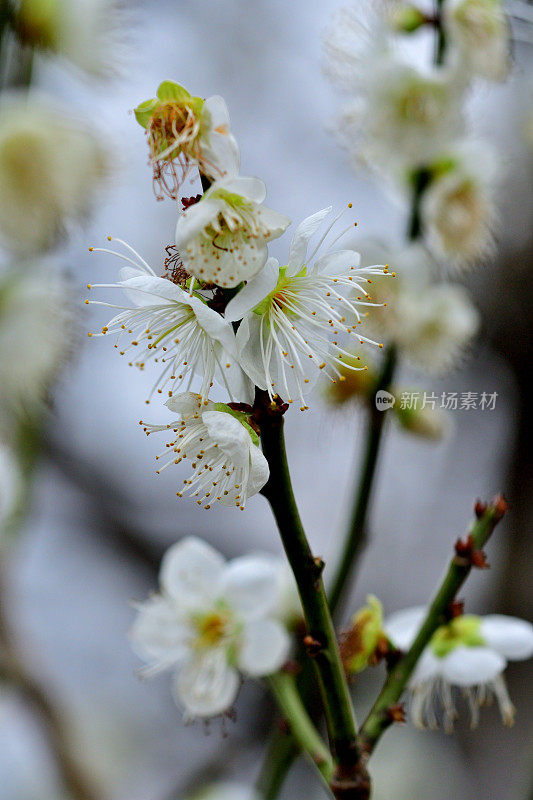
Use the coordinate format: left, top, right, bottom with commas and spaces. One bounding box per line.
443, 0, 511, 82
134, 81, 240, 199
0, 268, 73, 442
175, 176, 291, 288
360, 242, 479, 373
385, 607, 533, 732
333, 57, 465, 172
0, 96, 107, 253
141, 392, 269, 510
14, 0, 122, 78
421, 142, 498, 269
224, 207, 387, 409
130, 537, 290, 719
87, 238, 253, 404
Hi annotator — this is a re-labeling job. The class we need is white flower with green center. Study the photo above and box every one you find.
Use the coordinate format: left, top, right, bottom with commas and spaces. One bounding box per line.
141, 392, 269, 510
443, 0, 510, 82
335, 58, 465, 171
87, 239, 253, 404
175, 176, 291, 288
224, 207, 386, 409
135, 81, 240, 199
130, 537, 290, 719
385, 607, 533, 732
421, 142, 498, 269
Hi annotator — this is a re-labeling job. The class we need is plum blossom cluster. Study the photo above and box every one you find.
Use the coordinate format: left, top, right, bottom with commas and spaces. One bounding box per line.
88, 80, 389, 509
323, 0, 510, 375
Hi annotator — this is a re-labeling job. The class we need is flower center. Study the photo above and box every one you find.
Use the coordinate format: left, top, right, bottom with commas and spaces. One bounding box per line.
430, 614, 485, 658
193, 609, 232, 648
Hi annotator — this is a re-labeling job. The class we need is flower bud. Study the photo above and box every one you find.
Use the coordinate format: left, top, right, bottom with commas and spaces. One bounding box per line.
389, 4, 427, 33
394, 399, 449, 439
341, 595, 385, 674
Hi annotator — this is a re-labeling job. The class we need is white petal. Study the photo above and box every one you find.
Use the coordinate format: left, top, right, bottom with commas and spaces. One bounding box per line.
130, 596, 188, 670
160, 537, 225, 607
238, 619, 291, 676
222, 176, 266, 204
203, 132, 240, 180
384, 606, 427, 650
287, 207, 332, 275
175, 198, 222, 246
204, 95, 231, 131
258, 206, 291, 241
246, 441, 270, 497
235, 315, 268, 389
219, 556, 278, 620
481, 616, 533, 661
174, 651, 239, 717
313, 249, 362, 276
202, 409, 251, 467
187, 294, 238, 352
440, 646, 506, 687
224, 258, 280, 322
409, 648, 440, 687
165, 391, 204, 417
119, 274, 186, 308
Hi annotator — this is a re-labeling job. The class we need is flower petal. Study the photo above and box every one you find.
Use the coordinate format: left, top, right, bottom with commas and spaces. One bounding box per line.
160, 536, 225, 607
258, 206, 292, 241
409, 648, 440, 687
174, 650, 240, 718
119, 274, 187, 308
221, 176, 266, 204
384, 606, 426, 650
224, 258, 280, 322
312, 249, 362, 276
175, 197, 222, 247
235, 314, 269, 389
481, 616, 533, 661
246, 441, 270, 497
165, 391, 204, 417
202, 409, 251, 467
440, 646, 505, 687
287, 207, 332, 275
219, 556, 278, 620
238, 618, 291, 676
130, 596, 188, 671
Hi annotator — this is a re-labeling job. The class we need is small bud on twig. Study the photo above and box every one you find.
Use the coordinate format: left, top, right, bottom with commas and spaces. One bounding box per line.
303, 634, 325, 657
454, 534, 489, 569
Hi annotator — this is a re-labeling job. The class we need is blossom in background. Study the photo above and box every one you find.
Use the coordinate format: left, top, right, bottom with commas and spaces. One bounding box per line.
332, 56, 465, 171
87, 239, 253, 404
443, 0, 511, 82
224, 207, 386, 409
188, 782, 260, 800
130, 537, 290, 718
0, 269, 73, 443
13, 0, 121, 78
385, 607, 533, 731
0, 443, 21, 542
420, 141, 498, 268
175, 176, 290, 288
0, 96, 107, 253
341, 595, 386, 674
359, 242, 479, 373
135, 81, 239, 199
141, 392, 269, 509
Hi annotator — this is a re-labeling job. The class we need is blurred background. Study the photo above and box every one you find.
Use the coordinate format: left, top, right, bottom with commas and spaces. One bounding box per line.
0, 1, 532, 799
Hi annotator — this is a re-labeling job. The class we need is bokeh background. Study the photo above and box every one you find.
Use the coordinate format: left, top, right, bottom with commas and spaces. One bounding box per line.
1, 1, 532, 799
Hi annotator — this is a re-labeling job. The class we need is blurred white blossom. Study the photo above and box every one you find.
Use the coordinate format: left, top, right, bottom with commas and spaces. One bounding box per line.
386, 607, 533, 731
0, 443, 21, 540
87, 238, 253, 404
443, 0, 511, 82
0, 269, 73, 441
130, 537, 290, 719
358, 243, 479, 373
141, 392, 269, 510
175, 176, 290, 288
14, 0, 122, 78
189, 782, 260, 800
421, 141, 498, 268
225, 208, 386, 409
0, 97, 107, 253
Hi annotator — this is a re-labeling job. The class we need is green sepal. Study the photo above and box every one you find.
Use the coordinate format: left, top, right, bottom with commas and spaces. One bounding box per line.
430, 614, 485, 658
156, 80, 192, 103
134, 98, 160, 128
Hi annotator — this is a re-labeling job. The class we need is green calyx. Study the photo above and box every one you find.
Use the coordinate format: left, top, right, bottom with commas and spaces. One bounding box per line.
213, 403, 260, 447
344, 595, 385, 674
430, 614, 485, 658
389, 3, 427, 33
134, 80, 204, 129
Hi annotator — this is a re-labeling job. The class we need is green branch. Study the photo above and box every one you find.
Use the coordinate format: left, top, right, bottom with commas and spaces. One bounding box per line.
328, 347, 397, 615
268, 672, 334, 786
358, 496, 508, 752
